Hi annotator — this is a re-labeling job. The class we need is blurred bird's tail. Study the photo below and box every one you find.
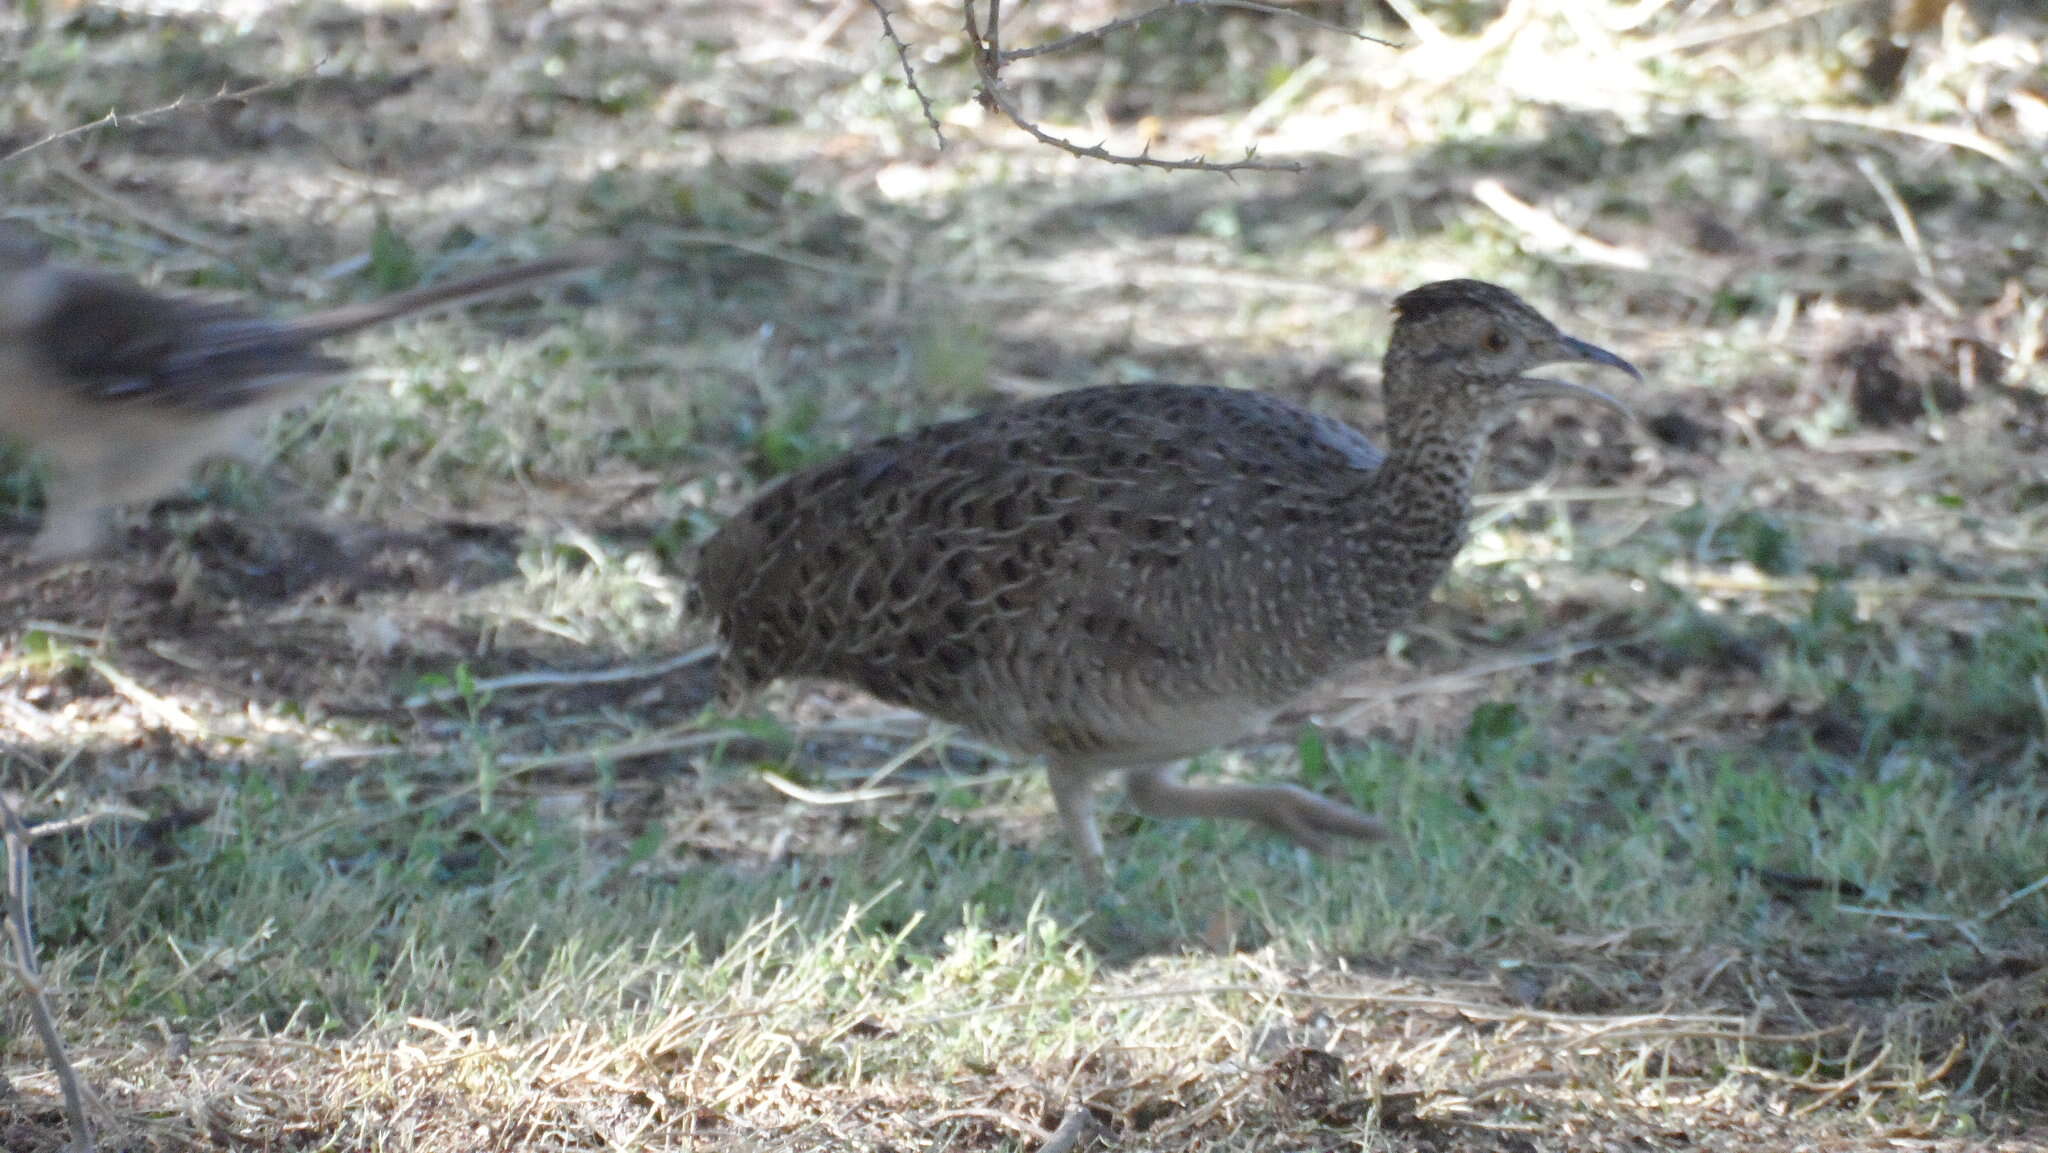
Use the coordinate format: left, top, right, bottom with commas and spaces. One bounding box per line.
292, 239, 627, 342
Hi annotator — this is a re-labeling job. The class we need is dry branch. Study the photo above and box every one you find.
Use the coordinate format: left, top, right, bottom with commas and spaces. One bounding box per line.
0, 793, 95, 1153
0, 74, 310, 169
859, 0, 1393, 171
867, 0, 946, 146
1471, 178, 1653, 272
1980, 871, 2048, 925
1853, 152, 1959, 317
999, 0, 1394, 63
401, 645, 716, 709
964, 0, 1303, 174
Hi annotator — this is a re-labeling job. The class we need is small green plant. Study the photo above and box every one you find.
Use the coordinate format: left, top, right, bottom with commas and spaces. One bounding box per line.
368, 215, 422, 292
745, 392, 829, 477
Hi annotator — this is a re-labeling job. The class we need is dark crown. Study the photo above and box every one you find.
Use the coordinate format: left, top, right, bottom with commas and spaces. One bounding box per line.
1392, 279, 1545, 326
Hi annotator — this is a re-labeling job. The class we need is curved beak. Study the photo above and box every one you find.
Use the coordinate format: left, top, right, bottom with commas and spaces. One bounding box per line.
1516, 334, 1641, 418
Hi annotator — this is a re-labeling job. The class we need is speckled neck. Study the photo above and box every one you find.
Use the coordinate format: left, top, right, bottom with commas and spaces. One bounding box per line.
1314, 352, 1496, 660
1384, 419, 1481, 539
1343, 432, 1479, 635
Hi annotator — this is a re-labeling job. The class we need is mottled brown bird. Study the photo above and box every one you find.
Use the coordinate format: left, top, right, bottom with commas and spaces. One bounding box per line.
697, 280, 1639, 887
0, 228, 619, 561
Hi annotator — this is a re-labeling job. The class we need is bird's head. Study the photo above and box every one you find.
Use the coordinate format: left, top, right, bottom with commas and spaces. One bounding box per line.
1382, 279, 1639, 450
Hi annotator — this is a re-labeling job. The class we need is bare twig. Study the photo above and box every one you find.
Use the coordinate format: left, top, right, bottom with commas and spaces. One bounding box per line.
83, 654, 206, 736
982, 89, 1298, 172
46, 153, 240, 262
1792, 1040, 1893, 1116
984, 0, 1004, 65
1622, 0, 1861, 60
402, 645, 717, 708
644, 226, 886, 280
493, 728, 752, 773
1378, 0, 1446, 43
1000, 0, 1395, 63
759, 727, 945, 804
1758, 107, 2048, 205
1665, 569, 2048, 604
0, 794, 96, 1152
474, 719, 1019, 780
965, 1, 1301, 174
1323, 634, 1634, 727
927, 1105, 1049, 1144
758, 752, 1032, 806
1976, 871, 2048, 926
23, 806, 153, 840
1471, 178, 1653, 272
1853, 152, 1959, 317
300, 714, 1013, 773
0, 73, 311, 168
866, 0, 946, 147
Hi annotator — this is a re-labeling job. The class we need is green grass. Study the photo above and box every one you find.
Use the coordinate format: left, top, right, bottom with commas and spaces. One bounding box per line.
17, 699, 2043, 1146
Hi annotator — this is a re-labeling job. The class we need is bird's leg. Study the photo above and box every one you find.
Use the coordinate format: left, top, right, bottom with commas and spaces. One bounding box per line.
1047, 762, 1108, 892
710, 655, 762, 715
127, 411, 270, 501
24, 461, 110, 563
1123, 763, 1388, 855
24, 422, 247, 563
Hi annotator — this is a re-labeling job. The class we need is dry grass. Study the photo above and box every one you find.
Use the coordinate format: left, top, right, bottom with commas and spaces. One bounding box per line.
2, 0, 2046, 1149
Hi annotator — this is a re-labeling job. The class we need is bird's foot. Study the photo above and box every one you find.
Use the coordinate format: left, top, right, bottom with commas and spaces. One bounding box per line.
1256, 785, 1390, 855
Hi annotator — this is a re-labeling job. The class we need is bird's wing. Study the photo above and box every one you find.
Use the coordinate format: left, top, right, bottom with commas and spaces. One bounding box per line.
973, 383, 1385, 667
697, 384, 1386, 712
26, 270, 345, 412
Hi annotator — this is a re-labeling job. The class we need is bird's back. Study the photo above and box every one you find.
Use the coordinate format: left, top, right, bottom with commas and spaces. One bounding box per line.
2, 243, 615, 428
698, 383, 1392, 765
2, 265, 343, 422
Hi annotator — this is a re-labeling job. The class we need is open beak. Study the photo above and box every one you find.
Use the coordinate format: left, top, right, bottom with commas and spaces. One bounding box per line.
1515, 334, 1641, 417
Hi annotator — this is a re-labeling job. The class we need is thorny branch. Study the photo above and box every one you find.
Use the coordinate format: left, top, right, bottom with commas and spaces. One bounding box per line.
0, 793, 95, 1153
867, 0, 946, 146
863, 0, 1390, 172
1000, 0, 1396, 63
963, 0, 1306, 174
0, 73, 312, 168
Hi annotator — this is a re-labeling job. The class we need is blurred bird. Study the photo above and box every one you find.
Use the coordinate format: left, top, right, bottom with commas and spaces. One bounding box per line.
1863, 0, 1955, 97
0, 228, 620, 561
697, 279, 1640, 888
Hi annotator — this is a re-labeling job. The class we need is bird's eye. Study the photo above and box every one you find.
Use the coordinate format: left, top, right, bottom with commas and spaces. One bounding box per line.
1482, 328, 1510, 353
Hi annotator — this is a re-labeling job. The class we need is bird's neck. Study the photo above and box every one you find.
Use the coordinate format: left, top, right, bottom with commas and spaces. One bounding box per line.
1315, 424, 1486, 655
1371, 426, 1481, 567
1364, 352, 1490, 572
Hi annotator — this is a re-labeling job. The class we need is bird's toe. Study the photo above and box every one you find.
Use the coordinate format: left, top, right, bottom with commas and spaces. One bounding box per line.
1268, 787, 1388, 852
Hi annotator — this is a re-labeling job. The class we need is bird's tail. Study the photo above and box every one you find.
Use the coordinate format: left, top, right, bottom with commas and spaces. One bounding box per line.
289, 239, 627, 342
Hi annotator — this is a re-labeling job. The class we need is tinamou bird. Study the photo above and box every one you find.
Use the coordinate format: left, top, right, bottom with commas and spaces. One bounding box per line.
0, 227, 619, 561
696, 279, 1639, 888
